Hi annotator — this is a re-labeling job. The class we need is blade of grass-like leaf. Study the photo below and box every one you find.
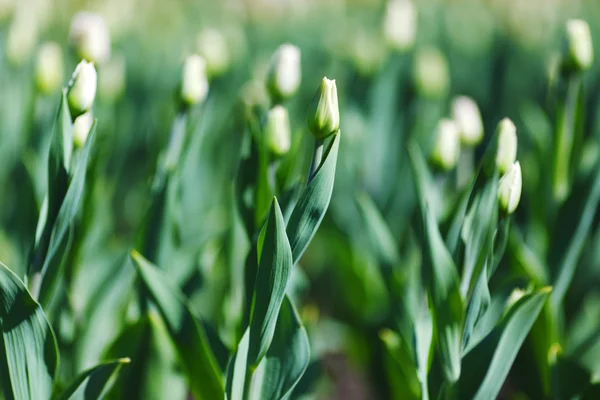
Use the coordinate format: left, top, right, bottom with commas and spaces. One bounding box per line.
380, 329, 421, 400
55, 358, 130, 400
458, 287, 551, 400
286, 131, 340, 264
131, 251, 224, 399
0, 262, 59, 400
247, 198, 293, 369
225, 329, 250, 400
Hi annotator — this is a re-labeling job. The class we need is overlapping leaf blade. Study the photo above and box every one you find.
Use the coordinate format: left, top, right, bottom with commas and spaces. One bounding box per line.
55, 358, 130, 400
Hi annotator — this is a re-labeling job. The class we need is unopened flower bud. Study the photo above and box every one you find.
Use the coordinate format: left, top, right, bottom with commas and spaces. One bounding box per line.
413, 47, 450, 99
383, 0, 417, 52
266, 44, 301, 101
498, 161, 522, 214
99, 54, 126, 102
564, 19, 593, 72
68, 60, 97, 118
69, 12, 111, 64
73, 111, 94, 148
495, 118, 517, 173
431, 119, 460, 171
266, 105, 291, 156
197, 27, 230, 78
307, 77, 340, 140
452, 96, 483, 146
35, 42, 63, 95
6, 10, 39, 66
180, 55, 209, 106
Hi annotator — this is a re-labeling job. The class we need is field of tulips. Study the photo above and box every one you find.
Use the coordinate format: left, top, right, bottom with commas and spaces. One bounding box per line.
2, 0, 600, 399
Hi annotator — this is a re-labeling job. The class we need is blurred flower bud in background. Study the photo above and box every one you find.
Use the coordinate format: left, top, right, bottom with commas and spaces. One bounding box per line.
69, 12, 111, 64
99, 53, 126, 103
73, 111, 94, 149
240, 79, 269, 111
307, 77, 340, 140
180, 54, 209, 106
498, 161, 522, 214
350, 30, 387, 76
563, 19, 593, 72
413, 47, 449, 99
68, 60, 98, 118
265, 105, 291, 157
383, 0, 417, 52
431, 118, 460, 171
6, 8, 39, 66
495, 118, 517, 173
197, 27, 231, 78
452, 96, 483, 146
35, 42, 64, 95
0, 0, 14, 22
266, 44, 301, 102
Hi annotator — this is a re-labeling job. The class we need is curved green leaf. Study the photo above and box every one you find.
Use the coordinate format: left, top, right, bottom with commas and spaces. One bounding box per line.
248, 198, 293, 369
131, 251, 224, 399
55, 358, 130, 400
286, 132, 340, 264
0, 262, 59, 400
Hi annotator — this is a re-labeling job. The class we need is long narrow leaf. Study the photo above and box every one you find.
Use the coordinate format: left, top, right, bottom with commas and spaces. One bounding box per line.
55, 358, 130, 400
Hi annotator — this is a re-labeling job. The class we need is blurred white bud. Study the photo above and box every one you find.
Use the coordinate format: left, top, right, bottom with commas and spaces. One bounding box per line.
0, 0, 15, 21
266, 44, 301, 101
564, 19, 593, 72
5, 10, 39, 66
506, 287, 527, 308
69, 12, 111, 64
307, 77, 340, 140
413, 47, 450, 99
383, 0, 417, 52
99, 53, 126, 103
35, 42, 63, 95
431, 119, 460, 171
452, 96, 483, 146
265, 105, 291, 157
197, 27, 230, 78
498, 161, 522, 214
181, 54, 209, 106
350, 30, 387, 76
73, 111, 94, 148
240, 79, 269, 110
495, 118, 517, 173
68, 60, 97, 118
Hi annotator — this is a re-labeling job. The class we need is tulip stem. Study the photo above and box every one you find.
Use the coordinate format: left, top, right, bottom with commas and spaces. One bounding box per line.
307, 139, 324, 184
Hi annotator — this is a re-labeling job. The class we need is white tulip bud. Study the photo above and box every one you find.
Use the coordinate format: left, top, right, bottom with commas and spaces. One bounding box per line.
452, 96, 483, 146
99, 54, 126, 102
564, 19, 593, 72
266, 44, 301, 101
383, 0, 417, 52
5, 10, 39, 66
495, 118, 518, 174
307, 77, 340, 140
431, 119, 460, 171
197, 27, 230, 78
35, 42, 64, 95
68, 60, 98, 118
69, 12, 111, 64
498, 161, 522, 214
413, 47, 450, 99
180, 54, 209, 106
73, 111, 94, 148
265, 105, 291, 157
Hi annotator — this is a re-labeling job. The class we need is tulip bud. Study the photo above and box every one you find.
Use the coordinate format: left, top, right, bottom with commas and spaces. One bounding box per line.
495, 118, 517, 174
197, 27, 230, 78
35, 42, 64, 95
180, 55, 209, 107
265, 105, 291, 157
69, 12, 111, 64
383, 0, 417, 52
67, 60, 98, 118
266, 44, 301, 102
307, 77, 340, 140
563, 19, 593, 72
99, 54, 126, 103
5, 10, 39, 66
498, 161, 522, 214
452, 96, 483, 146
431, 119, 460, 171
73, 111, 94, 148
413, 47, 450, 99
